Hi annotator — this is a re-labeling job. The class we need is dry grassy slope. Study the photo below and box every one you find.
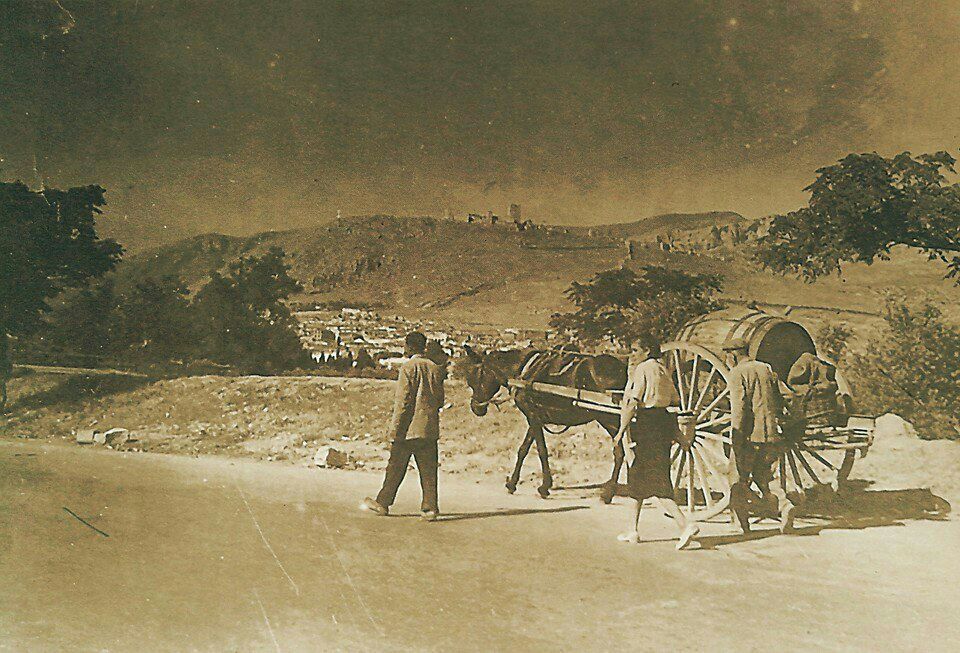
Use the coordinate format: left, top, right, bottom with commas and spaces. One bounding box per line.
6, 372, 960, 504
118, 214, 959, 330
593, 211, 746, 240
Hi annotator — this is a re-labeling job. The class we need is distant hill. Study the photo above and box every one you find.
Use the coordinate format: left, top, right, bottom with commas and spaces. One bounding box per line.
117, 213, 958, 330
595, 211, 748, 240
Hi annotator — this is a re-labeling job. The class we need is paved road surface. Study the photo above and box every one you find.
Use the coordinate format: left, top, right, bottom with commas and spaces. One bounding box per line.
1, 440, 958, 652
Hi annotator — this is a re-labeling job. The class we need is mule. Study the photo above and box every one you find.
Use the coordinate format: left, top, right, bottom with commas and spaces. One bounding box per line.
462, 346, 628, 502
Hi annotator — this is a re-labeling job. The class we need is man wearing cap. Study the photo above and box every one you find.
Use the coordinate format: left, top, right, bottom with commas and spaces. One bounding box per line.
724, 338, 795, 533
361, 331, 446, 521
613, 335, 700, 550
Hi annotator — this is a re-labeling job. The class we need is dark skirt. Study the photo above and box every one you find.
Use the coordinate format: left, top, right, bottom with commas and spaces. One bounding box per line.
626, 408, 677, 500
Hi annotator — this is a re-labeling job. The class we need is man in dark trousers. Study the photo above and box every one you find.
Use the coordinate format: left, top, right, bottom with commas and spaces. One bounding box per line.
724, 338, 795, 534
361, 331, 446, 521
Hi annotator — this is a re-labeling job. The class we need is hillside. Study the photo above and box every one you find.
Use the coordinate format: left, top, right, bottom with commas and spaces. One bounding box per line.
117, 213, 959, 330
594, 211, 747, 240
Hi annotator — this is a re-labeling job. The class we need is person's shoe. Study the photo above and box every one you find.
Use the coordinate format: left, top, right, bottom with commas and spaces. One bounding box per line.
779, 502, 796, 534
617, 531, 639, 544
676, 524, 700, 550
359, 497, 389, 516
420, 510, 439, 522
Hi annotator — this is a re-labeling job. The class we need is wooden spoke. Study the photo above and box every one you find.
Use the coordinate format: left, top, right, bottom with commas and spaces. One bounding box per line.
695, 444, 729, 488
692, 448, 715, 508
695, 430, 733, 445
692, 367, 717, 413
779, 456, 788, 494
673, 450, 688, 492
698, 413, 732, 430
670, 445, 683, 465
673, 350, 685, 407
787, 450, 804, 492
687, 452, 696, 511
799, 445, 840, 472
697, 387, 729, 421
687, 354, 700, 409
793, 449, 824, 486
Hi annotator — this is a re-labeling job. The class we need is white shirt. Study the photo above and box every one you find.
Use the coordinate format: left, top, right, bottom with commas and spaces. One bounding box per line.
623, 358, 680, 409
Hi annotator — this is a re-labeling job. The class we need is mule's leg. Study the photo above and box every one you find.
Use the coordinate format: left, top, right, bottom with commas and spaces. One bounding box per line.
532, 425, 553, 498
506, 425, 537, 494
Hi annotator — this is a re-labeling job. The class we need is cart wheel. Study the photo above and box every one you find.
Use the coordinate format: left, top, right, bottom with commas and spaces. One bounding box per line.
663, 342, 735, 517
772, 428, 859, 501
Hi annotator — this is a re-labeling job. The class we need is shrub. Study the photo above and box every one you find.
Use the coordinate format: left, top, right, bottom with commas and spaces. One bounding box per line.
550, 265, 724, 347
845, 295, 960, 439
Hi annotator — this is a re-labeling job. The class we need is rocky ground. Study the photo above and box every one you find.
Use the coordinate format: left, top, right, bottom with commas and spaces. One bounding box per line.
4, 369, 960, 507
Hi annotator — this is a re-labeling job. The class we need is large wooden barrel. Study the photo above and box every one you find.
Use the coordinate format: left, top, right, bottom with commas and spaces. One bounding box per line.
672, 307, 816, 379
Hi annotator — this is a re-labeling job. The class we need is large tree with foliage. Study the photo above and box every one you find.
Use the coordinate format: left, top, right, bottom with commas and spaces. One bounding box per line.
755, 151, 960, 282
191, 246, 308, 372
550, 266, 724, 346
0, 182, 122, 337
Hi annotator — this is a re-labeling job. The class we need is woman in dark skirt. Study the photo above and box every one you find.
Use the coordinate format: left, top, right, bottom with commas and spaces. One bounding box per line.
613, 336, 699, 550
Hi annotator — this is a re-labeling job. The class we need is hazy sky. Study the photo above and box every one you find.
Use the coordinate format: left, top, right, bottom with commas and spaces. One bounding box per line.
2, 0, 959, 248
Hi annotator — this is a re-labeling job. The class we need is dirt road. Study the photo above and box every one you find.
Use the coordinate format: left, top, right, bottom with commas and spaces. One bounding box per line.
1, 440, 957, 652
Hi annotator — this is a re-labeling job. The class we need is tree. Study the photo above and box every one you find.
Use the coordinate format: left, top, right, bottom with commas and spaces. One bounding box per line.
113, 276, 194, 363
191, 247, 308, 372
0, 182, 122, 338
31, 278, 120, 363
550, 266, 724, 346
844, 294, 960, 439
755, 151, 960, 282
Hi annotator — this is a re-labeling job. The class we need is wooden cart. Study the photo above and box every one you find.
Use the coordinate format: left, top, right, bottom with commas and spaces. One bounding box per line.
508, 308, 876, 516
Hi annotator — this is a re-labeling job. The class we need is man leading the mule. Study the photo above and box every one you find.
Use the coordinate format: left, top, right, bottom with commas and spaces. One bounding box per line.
613, 335, 699, 550
361, 331, 446, 521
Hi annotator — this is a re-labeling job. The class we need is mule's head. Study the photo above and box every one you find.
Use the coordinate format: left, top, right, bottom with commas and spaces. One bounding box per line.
461, 346, 506, 417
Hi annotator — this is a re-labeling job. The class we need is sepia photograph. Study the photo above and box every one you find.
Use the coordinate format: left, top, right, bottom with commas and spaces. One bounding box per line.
2, 1, 959, 650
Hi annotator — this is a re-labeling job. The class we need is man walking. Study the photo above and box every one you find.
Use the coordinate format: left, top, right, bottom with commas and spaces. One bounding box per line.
613, 335, 699, 550
361, 332, 446, 521
724, 339, 795, 534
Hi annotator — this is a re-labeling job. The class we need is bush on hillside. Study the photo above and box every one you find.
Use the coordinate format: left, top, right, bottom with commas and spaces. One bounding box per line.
191, 247, 311, 374
841, 295, 960, 439
24, 248, 311, 376
550, 266, 724, 347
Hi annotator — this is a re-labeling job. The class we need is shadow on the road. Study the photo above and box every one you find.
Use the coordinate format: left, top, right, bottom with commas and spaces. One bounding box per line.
693, 485, 951, 549
424, 505, 590, 523
798, 486, 951, 529
696, 525, 823, 550
552, 482, 606, 492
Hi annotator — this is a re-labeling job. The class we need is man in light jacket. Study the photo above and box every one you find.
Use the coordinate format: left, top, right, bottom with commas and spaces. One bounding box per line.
362, 331, 446, 521
725, 338, 795, 534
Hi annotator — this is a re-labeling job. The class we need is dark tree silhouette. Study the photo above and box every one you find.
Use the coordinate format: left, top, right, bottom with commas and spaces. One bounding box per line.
550, 266, 723, 346
0, 182, 122, 338
755, 151, 960, 283
191, 246, 308, 372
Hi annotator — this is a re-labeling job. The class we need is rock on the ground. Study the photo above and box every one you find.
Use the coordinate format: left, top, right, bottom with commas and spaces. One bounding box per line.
875, 413, 918, 440
314, 446, 349, 468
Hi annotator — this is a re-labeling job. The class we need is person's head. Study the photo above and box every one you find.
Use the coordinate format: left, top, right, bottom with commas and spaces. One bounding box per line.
425, 339, 449, 366
404, 331, 427, 356
630, 334, 661, 363
722, 338, 750, 367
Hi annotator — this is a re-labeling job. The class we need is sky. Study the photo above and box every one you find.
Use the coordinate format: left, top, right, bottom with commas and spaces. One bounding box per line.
2, 0, 960, 249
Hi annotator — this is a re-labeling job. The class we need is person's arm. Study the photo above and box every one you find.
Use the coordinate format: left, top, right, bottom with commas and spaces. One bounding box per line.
387, 364, 417, 441
615, 367, 646, 446
729, 370, 746, 438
